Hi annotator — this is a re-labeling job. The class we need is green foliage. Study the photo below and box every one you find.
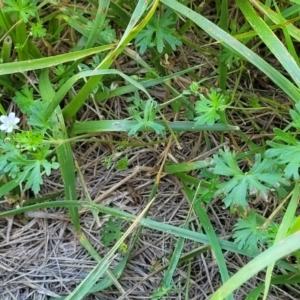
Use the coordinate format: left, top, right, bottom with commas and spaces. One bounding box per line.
218, 20, 246, 69
30, 21, 46, 38
219, 48, 242, 69
135, 9, 182, 54
117, 157, 128, 171
194, 89, 228, 126
15, 130, 43, 151
248, 97, 261, 108
3, 0, 38, 23
266, 127, 300, 180
211, 150, 287, 208
78, 56, 110, 94
151, 285, 173, 299
54, 64, 69, 77
289, 102, 300, 129
27, 101, 55, 131
197, 169, 219, 203
53, 65, 76, 86
0, 139, 59, 194
17, 155, 59, 194
233, 211, 270, 255
102, 156, 112, 169
101, 218, 123, 247
128, 99, 165, 135
2, 0, 300, 297
2, 87, 59, 194
189, 81, 199, 94
87, 19, 116, 44
13, 86, 36, 114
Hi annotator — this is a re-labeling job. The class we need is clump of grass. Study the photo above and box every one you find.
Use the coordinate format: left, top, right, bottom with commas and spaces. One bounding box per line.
1, 0, 300, 299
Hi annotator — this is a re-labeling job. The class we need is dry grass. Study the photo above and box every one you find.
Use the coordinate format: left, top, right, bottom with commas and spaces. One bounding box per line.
1, 122, 298, 299
1, 5, 300, 300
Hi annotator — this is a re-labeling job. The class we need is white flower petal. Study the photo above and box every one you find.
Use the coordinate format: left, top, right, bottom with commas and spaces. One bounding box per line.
0, 112, 20, 132
8, 112, 16, 120
0, 115, 7, 123
6, 126, 13, 133
0, 124, 7, 131
13, 117, 20, 125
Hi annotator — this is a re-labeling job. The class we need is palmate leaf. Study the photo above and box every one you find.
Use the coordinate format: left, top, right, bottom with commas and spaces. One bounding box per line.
87, 20, 116, 44
0, 141, 21, 177
17, 159, 59, 194
135, 9, 181, 54
13, 86, 36, 114
30, 21, 46, 38
233, 211, 269, 255
266, 142, 300, 180
266, 127, 300, 180
3, 0, 37, 23
194, 89, 228, 126
27, 100, 55, 131
211, 150, 287, 208
1, 135, 60, 194
128, 99, 165, 135
101, 218, 123, 247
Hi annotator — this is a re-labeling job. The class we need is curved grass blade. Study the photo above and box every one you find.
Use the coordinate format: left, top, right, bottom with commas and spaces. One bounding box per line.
160, 0, 300, 102
62, 0, 160, 119
249, 0, 300, 42
95, 64, 202, 102
0, 44, 114, 76
124, 48, 196, 112
52, 68, 152, 117
64, 197, 156, 300
0, 199, 250, 255
236, 0, 300, 88
39, 69, 125, 294
210, 231, 300, 300
263, 183, 299, 299
151, 195, 192, 298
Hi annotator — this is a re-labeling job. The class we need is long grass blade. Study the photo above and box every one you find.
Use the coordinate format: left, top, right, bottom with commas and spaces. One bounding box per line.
263, 183, 299, 299
161, 0, 300, 102
236, 0, 300, 88
64, 197, 156, 300
62, 0, 160, 119
183, 182, 233, 300
70, 120, 239, 135
210, 231, 300, 300
0, 44, 114, 75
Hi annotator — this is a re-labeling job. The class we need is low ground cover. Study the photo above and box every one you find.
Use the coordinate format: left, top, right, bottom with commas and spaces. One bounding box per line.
1, 1, 300, 299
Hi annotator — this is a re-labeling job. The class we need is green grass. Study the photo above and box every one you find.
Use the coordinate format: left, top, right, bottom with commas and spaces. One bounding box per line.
1, 0, 300, 299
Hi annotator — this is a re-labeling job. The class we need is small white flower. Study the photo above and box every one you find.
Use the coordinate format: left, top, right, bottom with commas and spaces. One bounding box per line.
0, 112, 20, 133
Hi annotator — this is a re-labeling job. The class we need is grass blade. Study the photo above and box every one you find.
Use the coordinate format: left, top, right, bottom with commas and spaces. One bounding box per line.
70, 120, 239, 135
62, 0, 160, 119
161, 0, 300, 102
64, 197, 156, 300
0, 180, 19, 198
183, 182, 233, 300
263, 183, 299, 299
210, 231, 300, 300
236, 0, 300, 88
164, 160, 212, 174
0, 44, 114, 75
